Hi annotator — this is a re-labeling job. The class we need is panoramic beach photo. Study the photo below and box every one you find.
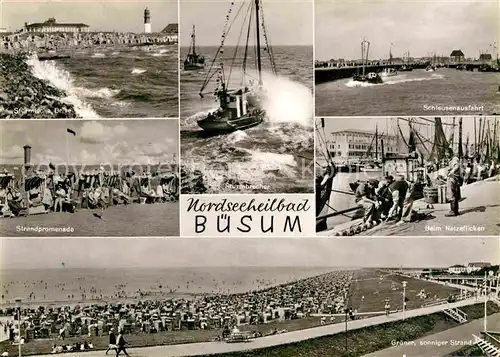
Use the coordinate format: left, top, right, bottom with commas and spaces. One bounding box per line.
315, 116, 500, 236
0, 119, 179, 237
0, 0, 179, 118
179, 0, 314, 194
1, 237, 499, 357
315, 0, 500, 116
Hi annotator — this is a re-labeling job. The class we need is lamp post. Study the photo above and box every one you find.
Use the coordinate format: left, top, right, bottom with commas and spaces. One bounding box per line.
402, 281, 407, 320
15, 298, 22, 357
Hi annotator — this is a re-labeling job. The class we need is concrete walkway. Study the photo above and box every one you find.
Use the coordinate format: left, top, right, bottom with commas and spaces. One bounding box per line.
362, 313, 500, 357
26, 297, 484, 357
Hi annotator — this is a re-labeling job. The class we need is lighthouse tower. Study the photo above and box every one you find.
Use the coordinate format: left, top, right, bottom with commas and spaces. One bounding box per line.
144, 7, 151, 33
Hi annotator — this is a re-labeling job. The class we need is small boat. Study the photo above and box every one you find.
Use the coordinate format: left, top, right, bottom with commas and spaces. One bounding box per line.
381, 68, 398, 77
400, 64, 413, 71
425, 65, 436, 72
352, 39, 383, 84
353, 72, 383, 84
183, 25, 205, 71
197, 0, 276, 134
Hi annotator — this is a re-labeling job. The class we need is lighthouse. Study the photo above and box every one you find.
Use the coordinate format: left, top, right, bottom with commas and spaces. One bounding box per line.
144, 7, 151, 33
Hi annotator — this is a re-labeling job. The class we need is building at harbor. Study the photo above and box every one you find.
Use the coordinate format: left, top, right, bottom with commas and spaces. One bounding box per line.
327, 129, 407, 162
24, 18, 89, 33
450, 49, 465, 63
161, 23, 178, 43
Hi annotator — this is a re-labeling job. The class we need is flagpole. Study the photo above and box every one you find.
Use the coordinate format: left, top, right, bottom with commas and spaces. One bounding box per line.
66, 131, 70, 173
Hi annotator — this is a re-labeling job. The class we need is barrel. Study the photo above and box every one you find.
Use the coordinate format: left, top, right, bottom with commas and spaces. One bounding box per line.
423, 187, 438, 204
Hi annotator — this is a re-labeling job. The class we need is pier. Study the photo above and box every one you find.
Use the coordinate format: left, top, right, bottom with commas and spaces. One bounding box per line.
315, 62, 500, 84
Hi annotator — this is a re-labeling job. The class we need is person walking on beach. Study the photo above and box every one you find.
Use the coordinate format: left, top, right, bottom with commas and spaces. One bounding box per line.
115, 330, 129, 357
445, 156, 462, 217
105, 328, 117, 355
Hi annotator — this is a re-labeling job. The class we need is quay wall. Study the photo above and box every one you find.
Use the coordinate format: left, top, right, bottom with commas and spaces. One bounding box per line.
0, 32, 178, 53
315, 62, 499, 84
315, 63, 428, 84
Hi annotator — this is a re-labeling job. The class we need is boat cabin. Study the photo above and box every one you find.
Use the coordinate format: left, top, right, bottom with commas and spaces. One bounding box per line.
218, 88, 249, 119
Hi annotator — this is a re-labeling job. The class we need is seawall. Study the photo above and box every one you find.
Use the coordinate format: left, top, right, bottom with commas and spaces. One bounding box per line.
1, 32, 178, 53
0, 53, 78, 118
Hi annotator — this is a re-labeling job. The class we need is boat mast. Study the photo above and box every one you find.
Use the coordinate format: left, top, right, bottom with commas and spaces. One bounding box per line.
375, 124, 378, 160
191, 25, 197, 56
254, 0, 263, 85
458, 117, 463, 160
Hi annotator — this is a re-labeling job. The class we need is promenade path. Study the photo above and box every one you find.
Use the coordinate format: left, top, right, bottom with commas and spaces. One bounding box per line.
27, 297, 484, 357
362, 313, 500, 357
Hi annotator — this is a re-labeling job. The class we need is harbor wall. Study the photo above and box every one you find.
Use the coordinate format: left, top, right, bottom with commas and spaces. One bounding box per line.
315, 63, 428, 84
315, 63, 499, 84
0, 32, 178, 53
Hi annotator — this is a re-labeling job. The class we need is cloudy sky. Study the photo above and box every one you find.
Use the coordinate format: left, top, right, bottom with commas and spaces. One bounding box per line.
1, 0, 178, 33
318, 116, 488, 140
2, 238, 497, 269
0, 120, 178, 166
180, 0, 313, 47
315, 0, 499, 61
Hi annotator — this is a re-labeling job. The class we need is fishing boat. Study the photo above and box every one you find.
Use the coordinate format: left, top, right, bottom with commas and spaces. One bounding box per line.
183, 25, 205, 71
197, 0, 277, 133
381, 68, 398, 77
425, 65, 436, 72
399, 51, 413, 71
352, 39, 383, 84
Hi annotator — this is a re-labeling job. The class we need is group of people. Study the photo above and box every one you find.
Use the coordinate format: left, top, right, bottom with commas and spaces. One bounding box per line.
353, 154, 496, 225
353, 173, 421, 226
0, 168, 179, 217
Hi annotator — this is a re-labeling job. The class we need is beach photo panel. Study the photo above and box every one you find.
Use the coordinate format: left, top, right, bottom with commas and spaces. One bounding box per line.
1, 237, 498, 356
0, 0, 179, 119
0, 119, 180, 237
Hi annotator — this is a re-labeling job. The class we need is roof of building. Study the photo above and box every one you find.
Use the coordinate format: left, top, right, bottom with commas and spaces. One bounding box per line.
330, 128, 398, 138
25, 18, 89, 29
449, 264, 466, 268
161, 23, 178, 34
467, 262, 491, 267
479, 53, 492, 60
450, 50, 464, 57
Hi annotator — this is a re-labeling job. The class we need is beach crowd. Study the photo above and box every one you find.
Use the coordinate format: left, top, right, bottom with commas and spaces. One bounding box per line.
0, 167, 179, 218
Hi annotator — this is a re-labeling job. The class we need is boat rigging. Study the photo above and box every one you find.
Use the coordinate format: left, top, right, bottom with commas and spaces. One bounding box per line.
197, 0, 277, 134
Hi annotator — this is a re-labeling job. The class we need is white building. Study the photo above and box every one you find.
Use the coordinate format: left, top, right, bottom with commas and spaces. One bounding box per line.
448, 265, 467, 274
24, 18, 89, 33
327, 129, 407, 163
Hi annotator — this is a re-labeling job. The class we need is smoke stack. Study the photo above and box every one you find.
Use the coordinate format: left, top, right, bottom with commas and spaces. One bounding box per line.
23, 145, 32, 168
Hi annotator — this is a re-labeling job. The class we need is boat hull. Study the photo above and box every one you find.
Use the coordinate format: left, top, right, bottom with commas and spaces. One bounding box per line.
184, 63, 204, 71
197, 110, 265, 133
352, 74, 383, 84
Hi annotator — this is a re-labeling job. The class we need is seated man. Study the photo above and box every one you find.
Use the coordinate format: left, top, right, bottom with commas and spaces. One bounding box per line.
6, 187, 24, 216
354, 180, 379, 224
387, 175, 409, 222
54, 185, 66, 212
